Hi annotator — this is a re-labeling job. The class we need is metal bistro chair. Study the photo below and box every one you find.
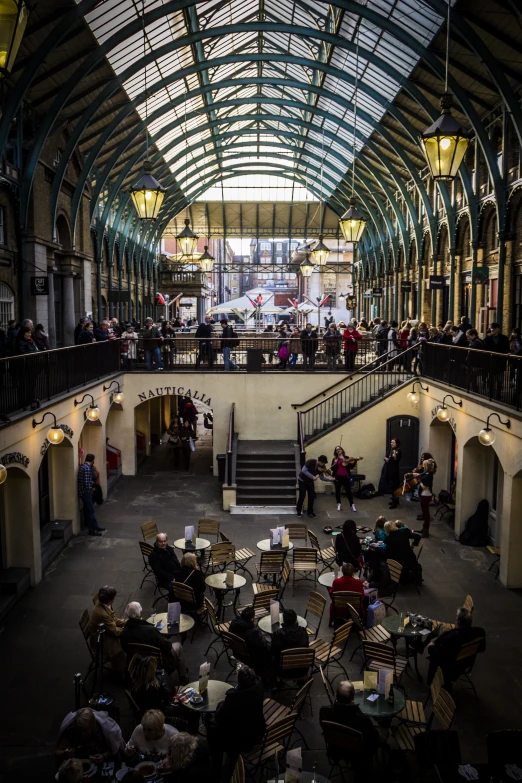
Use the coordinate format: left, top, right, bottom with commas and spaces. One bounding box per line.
79, 609, 109, 686
170, 583, 206, 642
221, 630, 251, 680
319, 665, 335, 706
243, 713, 297, 780
208, 541, 236, 572
303, 591, 327, 639
277, 648, 316, 694
236, 588, 279, 619
311, 620, 353, 686
220, 531, 255, 580
138, 541, 155, 589
198, 518, 220, 542
331, 591, 362, 625
322, 721, 365, 780
141, 520, 159, 542
362, 640, 408, 684
393, 687, 457, 752
231, 754, 245, 783
127, 643, 162, 663
292, 548, 318, 592
451, 636, 485, 696
286, 523, 308, 545
380, 559, 402, 614
347, 604, 391, 662
256, 550, 286, 586
203, 596, 230, 664
308, 529, 336, 574
263, 678, 314, 749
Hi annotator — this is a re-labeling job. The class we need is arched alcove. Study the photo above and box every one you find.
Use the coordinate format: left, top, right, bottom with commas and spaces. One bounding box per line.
429, 418, 457, 498
459, 435, 503, 543
0, 467, 32, 570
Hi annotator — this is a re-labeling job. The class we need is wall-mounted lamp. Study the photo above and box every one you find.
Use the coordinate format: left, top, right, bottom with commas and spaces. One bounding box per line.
32, 411, 65, 444
406, 381, 429, 405
103, 380, 125, 405
74, 394, 100, 422
0, 464, 6, 484
478, 412, 510, 447
436, 394, 462, 422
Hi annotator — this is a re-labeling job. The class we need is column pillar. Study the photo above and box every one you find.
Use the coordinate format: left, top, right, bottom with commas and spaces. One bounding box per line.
470, 241, 479, 327
63, 274, 76, 346
47, 268, 57, 349
497, 231, 506, 331
448, 246, 456, 323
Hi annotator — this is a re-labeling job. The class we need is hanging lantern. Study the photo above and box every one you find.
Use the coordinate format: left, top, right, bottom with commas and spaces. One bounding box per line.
0, 464, 7, 484
339, 197, 367, 243
0, 0, 28, 76
198, 245, 215, 273
176, 218, 199, 257
311, 236, 330, 267
113, 391, 125, 404
420, 93, 472, 182
129, 159, 166, 220
86, 405, 100, 422
299, 256, 315, 278
436, 406, 451, 422
47, 426, 65, 445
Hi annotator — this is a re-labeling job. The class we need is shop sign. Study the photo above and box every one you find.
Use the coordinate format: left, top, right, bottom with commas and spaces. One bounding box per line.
345, 297, 356, 309
137, 387, 211, 407
30, 277, 49, 295
0, 451, 30, 468
372, 287, 383, 297
400, 281, 412, 292
429, 275, 447, 289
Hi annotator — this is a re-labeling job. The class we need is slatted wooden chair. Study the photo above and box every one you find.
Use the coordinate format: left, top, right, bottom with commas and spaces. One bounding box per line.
126, 643, 162, 662
255, 550, 286, 585
393, 687, 457, 752
138, 540, 155, 589
236, 588, 278, 619
451, 636, 485, 695
171, 582, 198, 613
243, 712, 297, 779
203, 596, 229, 663
463, 594, 474, 614
286, 523, 308, 545
331, 590, 362, 624
276, 648, 315, 691
308, 529, 336, 573
219, 530, 255, 580
221, 630, 251, 679
362, 640, 408, 683
322, 721, 365, 778
303, 591, 327, 639
79, 609, 102, 684
319, 665, 335, 705
207, 541, 236, 572
231, 754, 245, 783
311, 620, 353, 685
141, 520, 158, 542
380, 559, 402, 614
277, 559, 292, 602
346, 604, 391, 662
292, 547, 318, 591
263, 679, 313, 747
198, 518, 220, 541
125, 689, 142, 723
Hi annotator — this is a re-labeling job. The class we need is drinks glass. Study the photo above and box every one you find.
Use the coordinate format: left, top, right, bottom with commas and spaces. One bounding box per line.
150, 608, 157, 626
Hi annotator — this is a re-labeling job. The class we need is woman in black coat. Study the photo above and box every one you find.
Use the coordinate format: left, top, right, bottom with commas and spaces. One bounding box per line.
173, 552, 206, 610
384, 521, 421, 584
335, 519, 361, 568
379, 437, 402, 509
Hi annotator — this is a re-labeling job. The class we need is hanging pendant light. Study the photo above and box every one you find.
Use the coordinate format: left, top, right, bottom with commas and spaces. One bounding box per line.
299, 255, 315, 278
0, 0, 29, 77
129, 0, 166, 220
199, 245, 215, 273
177, 218, 199, 257
420, 1, 472, 181
311, 236, 330, 267
339, 197, 367, 243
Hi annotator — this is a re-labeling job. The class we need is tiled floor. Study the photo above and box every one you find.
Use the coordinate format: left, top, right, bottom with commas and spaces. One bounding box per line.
1, 426, 521, 782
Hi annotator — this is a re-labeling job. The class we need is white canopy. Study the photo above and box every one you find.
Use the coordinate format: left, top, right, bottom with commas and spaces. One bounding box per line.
208, 292, 281, 315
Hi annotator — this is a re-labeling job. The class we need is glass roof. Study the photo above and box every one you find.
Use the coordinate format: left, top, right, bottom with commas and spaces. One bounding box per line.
80, 0, 451, 210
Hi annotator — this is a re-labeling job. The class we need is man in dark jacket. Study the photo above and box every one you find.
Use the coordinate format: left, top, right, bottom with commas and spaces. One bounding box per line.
219, 319, 239, 371
148, 533, 181, 592
74, 317, 88, 344
94, 320, 110, 341
319, 681, 381, 758
300, 323, 319, 371
427, 607, 486, 688
229, 607, 270, 672
141, 317, 163, 370
271, 609, 309, 678
483, 322, 510, 354
120, 602, 188, 682
195, 315, 214, 367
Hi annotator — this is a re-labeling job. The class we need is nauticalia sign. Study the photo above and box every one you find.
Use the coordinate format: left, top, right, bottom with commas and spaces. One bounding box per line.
137, 387, 212, 407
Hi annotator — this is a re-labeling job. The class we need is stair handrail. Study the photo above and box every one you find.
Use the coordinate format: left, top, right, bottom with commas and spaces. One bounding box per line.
292, 345, 407, 409
297, 410, 305, 467
226, 403, 235, 486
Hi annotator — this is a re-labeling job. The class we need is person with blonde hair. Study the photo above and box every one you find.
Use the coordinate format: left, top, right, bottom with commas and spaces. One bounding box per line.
126, 709, 178, 761
160, 732, 212, 781
130, 656, 175, 714
57, 758, 83, 783
373, 516, 388, 545
173, 552, 206, 610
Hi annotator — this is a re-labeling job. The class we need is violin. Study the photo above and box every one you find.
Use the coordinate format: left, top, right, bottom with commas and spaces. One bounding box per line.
394, 472, 420, 497
344, 456, 363, 468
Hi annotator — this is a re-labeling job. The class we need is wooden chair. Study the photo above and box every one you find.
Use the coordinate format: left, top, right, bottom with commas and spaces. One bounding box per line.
203, 596, 229, 663
243, 713, 297, 779
319, 665, 335, 705
79, 609, 101, 684
331, 590, 362, 623
311, 620, 353, 685
463, 594, 474, 614
141, 520, 158, 542
452, 636, 485, 695
487, 546, 501, 578
276, 648, 315, 690
236, 588, 278, 619
303, 591, 327, 639
393, 687, 457, 752
292, 547, 318, 590
126, 642, 162, 662
219, 531, 255, 580
125, 689, 143, 723
231, 755, 245, 783
255, 550, 286, 584
278, 559, 292, 601
138, 541, 155, 589
198, 518, 220, 542
171, 582, 197, 612
380, 559, 402, 614
347, 604, 391, 661
221, 630, 251, 679
308, 529, 336, 573
286, 523, 308, 545
263, 679, 313, 748
207, 541, 236, 571
322, 721, 365, 778
362, 640, 408, 683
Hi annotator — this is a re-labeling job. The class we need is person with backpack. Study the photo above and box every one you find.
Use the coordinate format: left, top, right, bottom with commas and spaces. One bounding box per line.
141, 318, 163, 371
220, 319, 239, 371
277, 325, 290, 369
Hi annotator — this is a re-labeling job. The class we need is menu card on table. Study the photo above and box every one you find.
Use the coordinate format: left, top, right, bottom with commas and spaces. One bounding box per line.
270, 527, 281, 546
363, 671, 378, 691
225, 569, 235, 586
185, 525, 195, 542
270, 599, 280, 627
377, 669, 394, 698
167, 602, 181, 624
198, 661, 210, 694
285, 747, 302, 783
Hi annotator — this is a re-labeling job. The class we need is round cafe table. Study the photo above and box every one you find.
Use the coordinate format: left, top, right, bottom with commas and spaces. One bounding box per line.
354, 688, 406, 721
382, 613, 434, 681
181, 680, 232, 713
147, 612, 195, 639
268, 774, 332, 783
173, 537, 210, 553
318, 571, 336, 588
257, 538, 294, 552
258, 612, 307, 635
205, 572, 246, 621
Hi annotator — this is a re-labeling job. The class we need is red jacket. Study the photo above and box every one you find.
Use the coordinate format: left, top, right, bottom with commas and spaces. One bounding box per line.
342, 329, 362, 352
329, 574, 366, 619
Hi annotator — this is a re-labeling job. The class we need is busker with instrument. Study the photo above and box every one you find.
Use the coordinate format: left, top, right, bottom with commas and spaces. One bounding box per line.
411, 458, 436, 537
331, 445, 363, 512
378, 438, 402, 509
316, 455, 336, 482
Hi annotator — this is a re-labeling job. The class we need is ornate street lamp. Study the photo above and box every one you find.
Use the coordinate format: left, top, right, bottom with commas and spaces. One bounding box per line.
0, 0, 29, 77
129, 160, 166, 220
32, 411, 65, 444
311, 236, 330, 267
176, 218, 199, 257
299, 256, 315, 278
198, 245, 215, 273
339, 197, 367, 244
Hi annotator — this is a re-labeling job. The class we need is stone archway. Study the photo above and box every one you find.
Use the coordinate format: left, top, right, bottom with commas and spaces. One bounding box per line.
428, 418, 457, 498
0, 466, 33, 572
458, 435, 503, 542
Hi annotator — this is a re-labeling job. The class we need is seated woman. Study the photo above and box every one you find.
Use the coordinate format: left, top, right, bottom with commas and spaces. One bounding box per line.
130, 656, 175, 714
56, 707, 124, 765
329, 563, 366, 623
88, 585, 127, 671
384, 521, 422, 584
173, 552, 206, 611
364, 559, 394, 598
373, 516, 388, 546
334, 519, 361, 568
125, 709, 178, 762
159, 733, 212, 782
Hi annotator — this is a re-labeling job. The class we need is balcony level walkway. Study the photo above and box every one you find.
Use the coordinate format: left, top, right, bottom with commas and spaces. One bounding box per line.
0, 438, 521, 779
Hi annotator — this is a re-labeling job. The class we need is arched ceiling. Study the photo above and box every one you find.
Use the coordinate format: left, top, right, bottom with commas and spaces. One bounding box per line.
3, 0, 522, 255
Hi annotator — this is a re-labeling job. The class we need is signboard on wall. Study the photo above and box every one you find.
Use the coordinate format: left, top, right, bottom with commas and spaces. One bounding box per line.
372, 287, 383, 297
108, 290, 130, 303
400, 281, 412, 292
429, 275, 447, 289
30, 277, 49, 295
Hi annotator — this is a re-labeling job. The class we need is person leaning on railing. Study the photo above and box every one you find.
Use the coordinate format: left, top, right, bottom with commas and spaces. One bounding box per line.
121, 324, 138, 370
300, 323, 318, 371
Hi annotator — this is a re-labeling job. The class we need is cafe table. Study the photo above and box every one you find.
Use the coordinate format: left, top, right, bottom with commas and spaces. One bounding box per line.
258, 612, 307, 635
354, 687, 406, 722
382, 613, 434, 681
257, 538, 294, 552
173, 537, 210, 553
180, 680, 232, 713
205, 572, 246, 621
268, 774, 332, 783
318, 570, 336, 588
147, 612, 195, 641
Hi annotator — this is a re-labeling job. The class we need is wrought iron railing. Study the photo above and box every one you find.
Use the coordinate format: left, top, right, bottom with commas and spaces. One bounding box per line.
226, 402, 235, 486
422, 342, 522, 411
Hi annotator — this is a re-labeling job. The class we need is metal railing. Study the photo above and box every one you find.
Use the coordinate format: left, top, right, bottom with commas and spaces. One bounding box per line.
226, 402, 235, 486
422, 342, 522, 411
298, 346, 416, 446
0, 341, 121, 417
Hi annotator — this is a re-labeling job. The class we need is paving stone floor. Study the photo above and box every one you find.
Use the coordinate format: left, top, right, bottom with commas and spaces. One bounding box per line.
1, 427, 521, 781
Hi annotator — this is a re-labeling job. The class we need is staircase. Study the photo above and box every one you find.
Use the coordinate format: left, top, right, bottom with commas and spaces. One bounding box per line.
299, 349, 415, 447
231, 441, 297, 515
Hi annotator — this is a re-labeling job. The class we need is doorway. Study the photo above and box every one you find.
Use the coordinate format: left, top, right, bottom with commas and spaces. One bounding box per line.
38, 450, 51, 530
386, 415, 419, 481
